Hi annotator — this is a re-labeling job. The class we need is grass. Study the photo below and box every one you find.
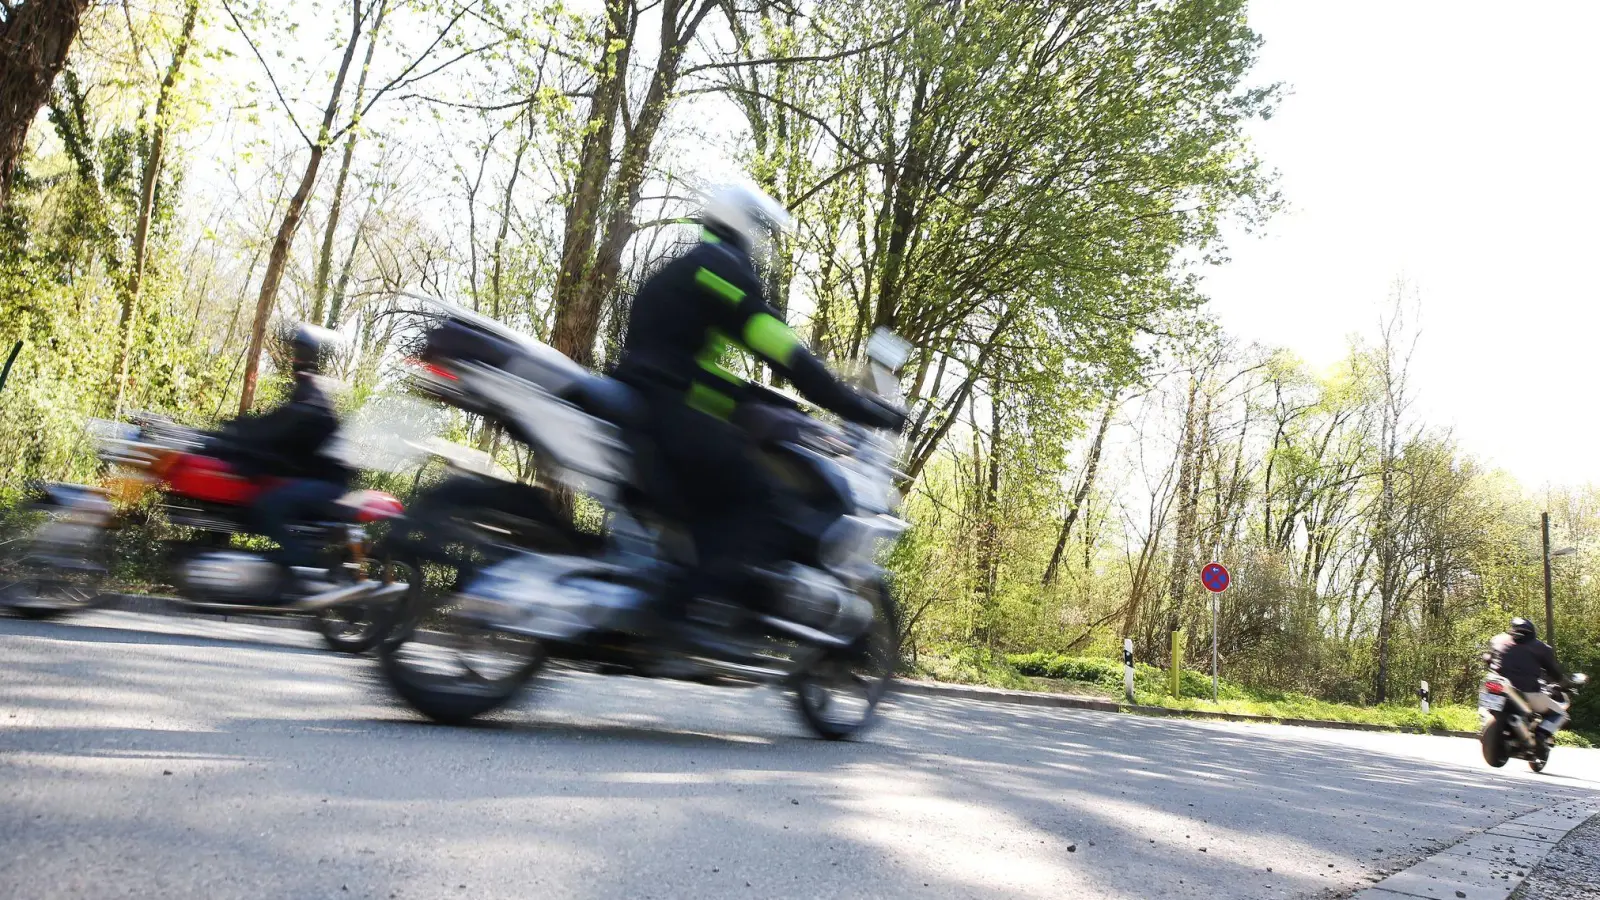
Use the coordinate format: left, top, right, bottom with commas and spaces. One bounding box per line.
905, 647, 1597, 748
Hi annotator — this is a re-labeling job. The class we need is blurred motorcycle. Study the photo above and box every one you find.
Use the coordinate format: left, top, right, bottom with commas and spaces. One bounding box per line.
377, 299, 908, 739
0, 413, 414, 653
1479, 664, 1588, 772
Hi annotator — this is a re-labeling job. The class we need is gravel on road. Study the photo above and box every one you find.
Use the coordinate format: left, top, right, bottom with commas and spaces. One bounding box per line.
1511, 813, 1600, 900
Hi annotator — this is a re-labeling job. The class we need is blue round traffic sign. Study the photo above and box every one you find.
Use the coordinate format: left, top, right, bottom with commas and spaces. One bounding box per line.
1201, 562, 1230, 593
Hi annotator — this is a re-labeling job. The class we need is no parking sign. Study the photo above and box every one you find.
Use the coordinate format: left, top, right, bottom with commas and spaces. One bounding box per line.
1201, 562, 1230, 593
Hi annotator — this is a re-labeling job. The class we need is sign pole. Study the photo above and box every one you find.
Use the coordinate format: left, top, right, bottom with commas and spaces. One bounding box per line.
1212, 591, 1219, 702
1200, 561, 1230, 704
1169, 628, 1183, 698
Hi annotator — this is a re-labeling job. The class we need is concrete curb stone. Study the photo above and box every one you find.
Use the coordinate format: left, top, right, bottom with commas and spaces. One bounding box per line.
895, 678, 1480, 738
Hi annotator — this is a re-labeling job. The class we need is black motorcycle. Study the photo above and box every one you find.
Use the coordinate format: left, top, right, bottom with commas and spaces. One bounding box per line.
377, 300, 909, 739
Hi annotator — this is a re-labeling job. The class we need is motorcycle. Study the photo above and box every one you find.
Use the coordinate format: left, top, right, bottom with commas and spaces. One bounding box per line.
377, 298, 909, 739
0, 412, 415, 653
1478, 667, 1588, 772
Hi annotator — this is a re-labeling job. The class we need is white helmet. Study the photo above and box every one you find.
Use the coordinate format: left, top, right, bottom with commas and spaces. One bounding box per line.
700, 182, 792, 251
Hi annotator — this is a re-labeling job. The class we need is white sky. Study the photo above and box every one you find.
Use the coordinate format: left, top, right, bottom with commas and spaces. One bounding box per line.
1203, 1, 1600, 488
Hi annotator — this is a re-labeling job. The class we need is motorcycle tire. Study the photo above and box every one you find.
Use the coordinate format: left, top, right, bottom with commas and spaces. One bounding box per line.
377, 605, 548, 725
0, 577, 105, 621
1481, 713, 1510, 768
314, 556, 416, 654
1529, 737, 1551, 773
792, 579, 900, 741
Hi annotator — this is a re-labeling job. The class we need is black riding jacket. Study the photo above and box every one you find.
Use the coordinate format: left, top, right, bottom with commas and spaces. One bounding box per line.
1491, 633, 1565, 694
614, 230, 890, 427
222, 374, 352, 484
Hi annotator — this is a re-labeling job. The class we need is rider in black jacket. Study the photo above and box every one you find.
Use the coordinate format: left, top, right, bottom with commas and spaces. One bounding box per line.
614, 184, 904, 653
220, 325, 352, 594
1490, 617, 1567, 727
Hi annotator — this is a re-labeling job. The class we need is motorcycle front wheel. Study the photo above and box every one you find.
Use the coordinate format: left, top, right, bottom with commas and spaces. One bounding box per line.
792, 579, 900, 740
378, 603, 547, 725
1529, 737, 1550, 773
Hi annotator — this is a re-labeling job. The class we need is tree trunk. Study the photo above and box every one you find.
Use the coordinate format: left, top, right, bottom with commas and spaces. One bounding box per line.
325, 215, 363, 328
0, 0, 92, 205
311, 0, 388, 328
110, 0, 201, 416
237, 0, 366, 414
1043, 394, 1117, 586
550, 0, 711, 368
1164, 376, 1204, 631
489, 120, 528, 320
974, 390, 1003, 646
547, 0, 631, 367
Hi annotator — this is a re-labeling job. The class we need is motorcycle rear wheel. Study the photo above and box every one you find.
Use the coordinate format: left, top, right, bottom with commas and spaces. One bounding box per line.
0, 576, 104, 621
792, 579, 899, 740
1480, 713, 1510, 768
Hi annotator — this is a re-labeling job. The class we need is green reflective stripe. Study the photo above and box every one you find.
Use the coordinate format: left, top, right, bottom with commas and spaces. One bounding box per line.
700, 227, 722, 244
686, 383, 736, 420
695, 329, 745, 385
743, 313, 800, 367
695, 267, 744, 305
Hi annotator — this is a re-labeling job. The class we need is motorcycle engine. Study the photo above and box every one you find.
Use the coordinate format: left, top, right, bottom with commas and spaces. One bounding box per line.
768, 563, 874, 638
179, 550, 280, 602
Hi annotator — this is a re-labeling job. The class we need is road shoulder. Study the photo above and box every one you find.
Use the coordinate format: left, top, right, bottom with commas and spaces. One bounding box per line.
1350, 800, 1599, 900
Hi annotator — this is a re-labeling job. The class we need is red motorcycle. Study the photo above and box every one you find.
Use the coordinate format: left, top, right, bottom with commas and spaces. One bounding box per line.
1, 414, 414, 653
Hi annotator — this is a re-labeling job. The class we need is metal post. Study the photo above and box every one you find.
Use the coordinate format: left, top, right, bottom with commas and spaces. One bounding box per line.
1123, 638, 1135, 704
1169, 628, 1184, 698
1211, 592, 1219, 702
1542, 512, 1555, 648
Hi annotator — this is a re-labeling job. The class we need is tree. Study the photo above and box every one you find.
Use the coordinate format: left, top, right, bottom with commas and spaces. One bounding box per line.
110, 0, 203, 416
0, 0, 92, 204
230, 0, 480, 413
547, 0, 717, 368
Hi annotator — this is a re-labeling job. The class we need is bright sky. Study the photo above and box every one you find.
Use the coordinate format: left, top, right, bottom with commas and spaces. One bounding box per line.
1203, 1, 1600, 488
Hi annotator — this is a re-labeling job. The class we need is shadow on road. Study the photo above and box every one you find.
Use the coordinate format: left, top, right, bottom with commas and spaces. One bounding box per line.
3, 613, 1598, 899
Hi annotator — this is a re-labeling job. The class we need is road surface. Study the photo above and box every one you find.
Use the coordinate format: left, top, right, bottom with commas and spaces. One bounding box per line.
3, 611, 1598, 899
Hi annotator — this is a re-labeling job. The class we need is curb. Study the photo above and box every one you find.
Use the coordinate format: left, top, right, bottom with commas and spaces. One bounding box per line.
1350, 801, 1599, 900
895, 679, 1479, 738
99, 592, 307, 631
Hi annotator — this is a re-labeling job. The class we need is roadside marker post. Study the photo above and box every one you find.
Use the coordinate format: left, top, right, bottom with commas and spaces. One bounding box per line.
1169, 628, 1184, 698
1123, 638, 1135, 704
1419, 681, 1430, 715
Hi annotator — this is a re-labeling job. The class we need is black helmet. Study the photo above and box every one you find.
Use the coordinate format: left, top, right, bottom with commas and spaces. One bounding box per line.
289, 323, 339, 375
1510, 617, 1537, 643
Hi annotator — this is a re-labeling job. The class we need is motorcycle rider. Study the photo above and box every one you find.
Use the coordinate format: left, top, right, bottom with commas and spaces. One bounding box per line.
613, 183, 905, 655
1489, 616, 1568, 732
214, 324, 352, 596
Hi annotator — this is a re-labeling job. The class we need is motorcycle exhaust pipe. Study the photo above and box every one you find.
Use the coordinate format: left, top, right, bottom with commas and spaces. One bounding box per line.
363, 581, 412, 604
295, 581, 382, 612
760, 614, 853, 650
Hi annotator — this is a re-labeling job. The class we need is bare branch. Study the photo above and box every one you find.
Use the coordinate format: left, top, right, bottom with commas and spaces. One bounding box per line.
221, 0, 311, 147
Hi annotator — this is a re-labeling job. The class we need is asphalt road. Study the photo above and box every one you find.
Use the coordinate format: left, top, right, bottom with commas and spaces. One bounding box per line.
3, 612, 1598, 900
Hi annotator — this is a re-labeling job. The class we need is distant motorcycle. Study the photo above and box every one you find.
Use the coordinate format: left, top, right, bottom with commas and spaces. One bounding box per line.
377, 299, 908, 739
1478, 666, 1588, 772
0, 413, 413, 653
